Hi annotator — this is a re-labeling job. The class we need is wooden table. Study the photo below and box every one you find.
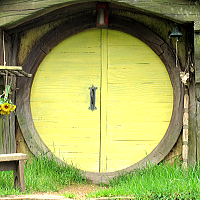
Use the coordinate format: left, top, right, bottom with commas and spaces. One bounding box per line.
0, 153, 27, 191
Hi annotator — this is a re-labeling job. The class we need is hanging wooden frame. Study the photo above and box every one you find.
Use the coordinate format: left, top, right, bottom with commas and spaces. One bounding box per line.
16, 11, 183, 183
0, 32, 32, 78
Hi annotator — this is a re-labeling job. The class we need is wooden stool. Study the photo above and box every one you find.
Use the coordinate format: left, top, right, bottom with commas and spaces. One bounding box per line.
0, 153, 27, 191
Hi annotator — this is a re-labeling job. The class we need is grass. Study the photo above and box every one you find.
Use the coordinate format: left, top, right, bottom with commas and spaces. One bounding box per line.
88, 161, 200, 199
1, 155, 200, 199
62, 191, 76, 198
0, 154, 86, 197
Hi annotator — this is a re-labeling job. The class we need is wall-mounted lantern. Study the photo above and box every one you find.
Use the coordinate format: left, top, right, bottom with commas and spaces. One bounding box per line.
170, 24, 183, 68
96, 2, 109, 27
170, 24, 183, 41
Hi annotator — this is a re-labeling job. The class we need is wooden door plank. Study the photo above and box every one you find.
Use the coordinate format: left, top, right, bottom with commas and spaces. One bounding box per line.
100, 29, 108, 172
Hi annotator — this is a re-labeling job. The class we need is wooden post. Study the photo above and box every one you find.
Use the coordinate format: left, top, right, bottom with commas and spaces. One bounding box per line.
0, 29, 17, 154
195, 32, 200, 162
188, 73, 197, 165
13, 160, 26, 191
182, 88, 189, 169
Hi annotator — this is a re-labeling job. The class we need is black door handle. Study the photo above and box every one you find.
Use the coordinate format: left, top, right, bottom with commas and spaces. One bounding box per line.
89, 85, 97, 111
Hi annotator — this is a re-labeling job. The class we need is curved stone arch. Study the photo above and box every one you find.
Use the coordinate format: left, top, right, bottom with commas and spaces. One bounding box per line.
16, 11, 183, 183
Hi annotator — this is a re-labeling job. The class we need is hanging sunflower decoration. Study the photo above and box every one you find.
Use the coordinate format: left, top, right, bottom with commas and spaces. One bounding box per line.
0, 31, 19, 116
0, 85, 16, 115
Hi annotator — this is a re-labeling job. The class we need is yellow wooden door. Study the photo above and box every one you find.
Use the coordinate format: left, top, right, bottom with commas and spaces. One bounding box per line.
31, 29, 173, 172
106, 30, 173, 172
31, 30, 101, 172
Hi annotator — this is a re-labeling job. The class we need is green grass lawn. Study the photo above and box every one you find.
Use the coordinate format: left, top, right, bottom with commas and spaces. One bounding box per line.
0, 155, 200, 199
0, 154, 86, 197
88, 161, 200, 199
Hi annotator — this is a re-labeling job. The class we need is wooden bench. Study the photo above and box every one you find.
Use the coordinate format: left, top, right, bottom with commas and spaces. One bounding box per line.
0, 153, 27, 191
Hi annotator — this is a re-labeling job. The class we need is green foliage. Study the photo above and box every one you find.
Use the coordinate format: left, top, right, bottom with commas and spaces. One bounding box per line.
25, 154, 86, 192
88, 161, 200, 199
0, 85, 11, 104
0, 154, 86, 196
0, 171, 21, 197
1, 157, 200, 199
62, 191, 76, 198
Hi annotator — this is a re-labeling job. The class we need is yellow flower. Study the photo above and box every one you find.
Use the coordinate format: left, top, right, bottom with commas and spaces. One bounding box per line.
1, 110, 9, 115
11, 105, 16, 112
0, 105, 2, 110
1, 110, 5, 115
1, 103, 11, 114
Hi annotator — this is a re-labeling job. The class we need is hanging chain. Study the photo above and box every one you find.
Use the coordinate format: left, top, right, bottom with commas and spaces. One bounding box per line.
176, 38, 178, 68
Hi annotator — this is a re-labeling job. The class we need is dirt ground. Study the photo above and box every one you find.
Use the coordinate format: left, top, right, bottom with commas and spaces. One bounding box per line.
33, 183, 107, 199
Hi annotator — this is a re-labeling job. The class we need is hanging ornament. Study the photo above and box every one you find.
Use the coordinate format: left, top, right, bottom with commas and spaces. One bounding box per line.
180, 71, 189, 85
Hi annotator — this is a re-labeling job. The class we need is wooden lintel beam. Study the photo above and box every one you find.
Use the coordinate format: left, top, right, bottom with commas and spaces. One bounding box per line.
0, 1, 200, 30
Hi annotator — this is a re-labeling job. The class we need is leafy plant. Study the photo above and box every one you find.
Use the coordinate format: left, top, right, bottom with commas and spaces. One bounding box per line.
62, 191, 76, 198
0, 85, 16, 115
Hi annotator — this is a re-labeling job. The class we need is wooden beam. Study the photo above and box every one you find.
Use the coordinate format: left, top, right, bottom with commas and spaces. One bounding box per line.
0, 66, 22, 70
195, 32, 200, 162
0, 65, 32, 77
0, 161, 16, 171
0, 0, 199, 30
0, 153, 27, 162
188, 75, 197, 165
182, 88, 189, 169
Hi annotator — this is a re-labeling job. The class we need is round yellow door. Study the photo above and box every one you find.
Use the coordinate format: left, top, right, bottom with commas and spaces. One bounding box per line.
31, 29, 173, 172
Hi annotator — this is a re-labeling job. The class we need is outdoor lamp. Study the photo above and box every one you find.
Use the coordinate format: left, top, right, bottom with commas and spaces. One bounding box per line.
170, 24, 183, 67
96, 2, 109, 27
170, 24, 183, 41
